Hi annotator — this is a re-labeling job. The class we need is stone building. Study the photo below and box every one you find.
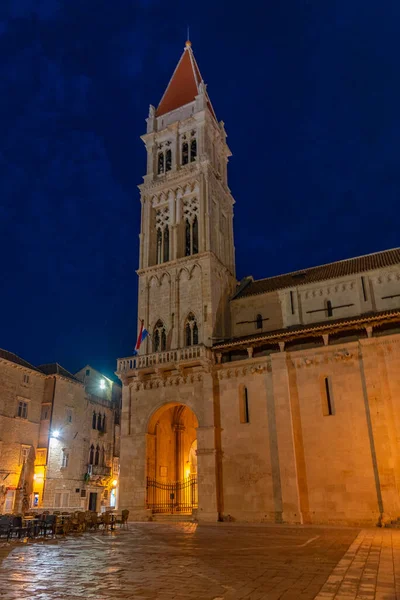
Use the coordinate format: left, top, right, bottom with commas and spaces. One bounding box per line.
116, 40, 400, 526
0, 354, 121, 513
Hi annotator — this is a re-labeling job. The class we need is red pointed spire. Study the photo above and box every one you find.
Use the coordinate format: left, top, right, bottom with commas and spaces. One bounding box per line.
156, 41, 216, 120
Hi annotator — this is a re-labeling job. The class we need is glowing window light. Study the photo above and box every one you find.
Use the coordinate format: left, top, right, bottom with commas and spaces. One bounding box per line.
100, 380, 106, 390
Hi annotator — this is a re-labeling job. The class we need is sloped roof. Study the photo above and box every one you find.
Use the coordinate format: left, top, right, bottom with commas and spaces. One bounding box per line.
233, 248, 400, 299
156, 41, 217, 120
38, 363, 81, 383
0, 349, 41, 372
213, 308, 400, 350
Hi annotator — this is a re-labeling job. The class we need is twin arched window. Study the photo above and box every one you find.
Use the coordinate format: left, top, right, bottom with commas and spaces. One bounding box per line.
92, 411, 106, 432
153, 320, 167, 352
181, 133, 197, 166
185, 313, 198, 347
185, 215, 199, 256
158, 148, 172, 175
156, 226, 169, 264
89, 444, 106, 466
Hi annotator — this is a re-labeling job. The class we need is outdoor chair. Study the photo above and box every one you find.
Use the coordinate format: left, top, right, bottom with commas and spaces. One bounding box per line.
9, 516, 29, 540
101, 511, 113, 535
40, 514, 57, 538
115, 510, 129, 529
0, 516, 12, 541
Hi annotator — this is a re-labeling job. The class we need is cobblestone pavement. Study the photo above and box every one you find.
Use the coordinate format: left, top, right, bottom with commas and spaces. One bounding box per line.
0, 522, 396, 600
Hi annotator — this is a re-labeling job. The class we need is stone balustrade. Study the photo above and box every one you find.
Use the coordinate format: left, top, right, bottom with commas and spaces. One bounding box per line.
117, 345, 211, 374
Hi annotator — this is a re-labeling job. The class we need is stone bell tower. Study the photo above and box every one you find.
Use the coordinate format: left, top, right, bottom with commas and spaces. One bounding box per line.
137, 40, 236, 352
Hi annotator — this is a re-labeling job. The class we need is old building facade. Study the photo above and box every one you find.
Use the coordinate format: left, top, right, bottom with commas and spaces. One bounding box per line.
0, 355, 121, 514
117, 41, 400, 526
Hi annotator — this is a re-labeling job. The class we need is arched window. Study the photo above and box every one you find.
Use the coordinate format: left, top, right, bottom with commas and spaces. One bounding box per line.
153, 320, 166, 352
157, 152, 164, 174
190, 138, 197, 162
185, 313, 198, 347
192, 215, 198, 254
182, 142, 189, 165
94, 445, 100, 466
163, 225, 169, 262
92, 412, 96, 429
97, 413, 102, 431
165, 149, 172, 172
100, 446, 105, 466
156, 228, 162, 264
89, 444, 94, 465
102, 414, 106, 433
185, 215, 199, 256
256, 314, 263, 329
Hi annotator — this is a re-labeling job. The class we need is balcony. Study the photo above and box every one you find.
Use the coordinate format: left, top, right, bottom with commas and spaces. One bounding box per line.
90, 465, 111, 477
117, 344, 212, 375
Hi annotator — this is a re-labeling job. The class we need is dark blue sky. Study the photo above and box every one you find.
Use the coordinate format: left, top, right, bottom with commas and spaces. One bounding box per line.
1, 1, 399, 378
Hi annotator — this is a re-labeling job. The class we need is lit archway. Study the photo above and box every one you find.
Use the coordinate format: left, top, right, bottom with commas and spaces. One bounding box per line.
146, 402, 198, 514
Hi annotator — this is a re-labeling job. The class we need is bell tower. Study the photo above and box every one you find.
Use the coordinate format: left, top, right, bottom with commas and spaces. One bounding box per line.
138, 40, 236, 352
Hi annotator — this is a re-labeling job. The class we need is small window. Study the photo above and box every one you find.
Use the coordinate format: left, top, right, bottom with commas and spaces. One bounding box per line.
322, 377, 334, 416
80, 489, 87, 498
20, 446, 30, 464
327, 300, 333, 317
89, 444, 94, 465
17, 401, 28, 419
92, 411, 97, 429
256, 314, 263, 330
65, 408, 73, 424
204, 305, 208, 322
23, 373, 30, 384
290, 291, 295, 315
97, 413, 102, 431
102, 414, 106, 433
41, 405, 50, 421
190, 138, 197, 162
86, 369, 90, 376
94, 445, 100, 466
182, 142, 189, 165
61, 449, 69, 468
165, 149, 172, 172
185, 313, 198, 347
239, 385, 250, 423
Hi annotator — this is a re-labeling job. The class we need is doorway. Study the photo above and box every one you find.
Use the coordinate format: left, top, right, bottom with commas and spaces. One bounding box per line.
146, 403, 198, 514
88, 492, 97, 512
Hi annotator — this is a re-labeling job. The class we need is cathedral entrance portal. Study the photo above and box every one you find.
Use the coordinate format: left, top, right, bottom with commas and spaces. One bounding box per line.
146, 403, 198, 514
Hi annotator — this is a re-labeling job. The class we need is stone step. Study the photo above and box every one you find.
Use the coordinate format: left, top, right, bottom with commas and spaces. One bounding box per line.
151, 513, 195, 522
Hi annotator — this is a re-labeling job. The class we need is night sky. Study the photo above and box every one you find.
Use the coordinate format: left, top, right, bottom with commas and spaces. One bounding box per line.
1, 1, 400, 379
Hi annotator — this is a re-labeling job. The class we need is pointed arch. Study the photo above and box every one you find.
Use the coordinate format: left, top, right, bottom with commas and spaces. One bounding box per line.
184, 312, 199, 347
89, 444, 94, 465
94, 445, 100, 466
153, 319, 167, 352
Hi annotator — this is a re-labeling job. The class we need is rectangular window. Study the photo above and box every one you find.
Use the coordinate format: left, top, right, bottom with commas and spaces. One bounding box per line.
204, 305, 208, 322
35, 449, 46, 465
239, 386, 250, 424
80, 489, 87, 498
23, 373, 30, 384
65, 408, 73, 424
290, 291, 295, 315
20, 446, 30, 464
327, 300, 333, 317
41, 404, 50, 421
17, 401, 28, 419
61, 449, 69, 468
322, 377, 334, 416
361, 276, 367, 301
86, 369, 90, 376
5, 490, 15, 512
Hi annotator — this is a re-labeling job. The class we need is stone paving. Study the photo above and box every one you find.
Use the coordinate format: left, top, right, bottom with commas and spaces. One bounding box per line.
0, 522, 398, 599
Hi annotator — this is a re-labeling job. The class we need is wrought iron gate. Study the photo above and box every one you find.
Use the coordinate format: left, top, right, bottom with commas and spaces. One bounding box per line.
146, 476, 198, 514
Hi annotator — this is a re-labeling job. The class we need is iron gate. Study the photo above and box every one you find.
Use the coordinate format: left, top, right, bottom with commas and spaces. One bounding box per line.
146, 476, 198, 514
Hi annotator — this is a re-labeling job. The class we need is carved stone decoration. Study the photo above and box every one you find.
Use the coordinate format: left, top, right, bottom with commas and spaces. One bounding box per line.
334, 350, 353, 361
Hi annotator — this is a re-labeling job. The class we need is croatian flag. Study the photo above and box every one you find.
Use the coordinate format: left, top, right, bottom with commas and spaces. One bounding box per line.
133, 320, 149, 355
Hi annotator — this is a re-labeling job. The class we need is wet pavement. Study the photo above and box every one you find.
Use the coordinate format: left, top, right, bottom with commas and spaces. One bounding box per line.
0, 521, 395, 599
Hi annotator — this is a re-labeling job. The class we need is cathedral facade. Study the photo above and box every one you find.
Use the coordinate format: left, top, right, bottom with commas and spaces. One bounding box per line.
116, 42, 400, 526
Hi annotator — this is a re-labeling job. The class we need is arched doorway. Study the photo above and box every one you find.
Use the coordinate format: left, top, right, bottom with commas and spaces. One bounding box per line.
146, 403, 198, 514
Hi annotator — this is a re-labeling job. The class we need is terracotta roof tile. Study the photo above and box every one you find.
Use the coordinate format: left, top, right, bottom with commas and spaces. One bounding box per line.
234, 248, 400, 299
